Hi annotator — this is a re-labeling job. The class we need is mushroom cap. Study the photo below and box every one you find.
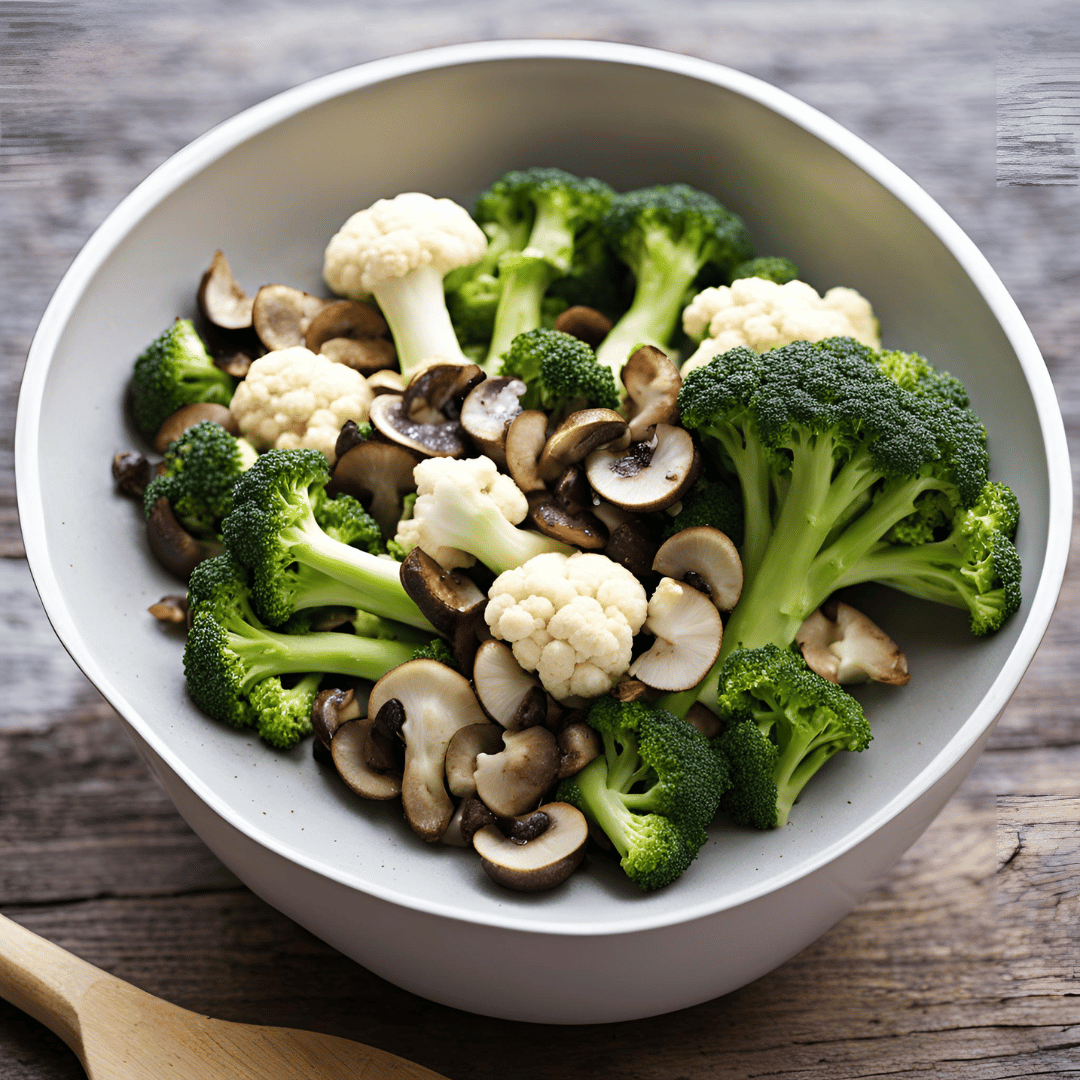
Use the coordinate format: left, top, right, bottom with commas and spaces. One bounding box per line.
369, 660, 488, 840
553, 305, 613, 349
472, 640, 545, 729
197, 250, 254, 330
628, 577, 723, 691
153, 402, 239, 454
304, 298, 388, 351
539, 408, 630, 484
367, 369, 406, 395
652, 526, 743, 611
796, 600, 910, 686
331, 718, 402, 801
328, 439, 421, 538
556, 721, 602, 779
504, 409, 550, 494
473, 725, 561, 818
444, 722, 504, 798
460, 377, 527, 466
145, 497, 216, 581
403, 362, 485, 421
368, 393, 468, 458
251, 284, 330, 351
399, 546, 487, 638
473, 802, 588, 893
621, 346, 682, 442
585, 424, 699, 513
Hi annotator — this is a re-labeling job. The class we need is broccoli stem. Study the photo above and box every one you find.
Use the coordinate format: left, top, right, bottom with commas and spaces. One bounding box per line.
372, 265, 470, 380
594, 228, 704, 373
484, 257, 555, 369
573, 756, 640, 860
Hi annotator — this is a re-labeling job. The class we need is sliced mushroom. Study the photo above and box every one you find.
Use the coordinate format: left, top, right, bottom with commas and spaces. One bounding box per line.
553, 306, 613, 349
685, 702, 723, 739
504, 410, 549, 494
610, 679, 655, 704
460, 377, 527, 466
472, 641, 546, 729
473, 726, 561, 818
112, 451, 153, 500
442, 795, 499, 848
796, 599, 910, 686
145, 497, 217, 581
604, 519, 659, 580
214, 350, 254, 378
539, 409, 630, 483
402, 362, 485, 423
331, 718, 402, 801
368, 369, 406, 395
197, 250, 254, 330
153, 402, 239, 453
473, 801, 588, 892
556, 722, 601, 779
368, 393, 468, 458
311, 687, 362, 749
328, 439, 421, 538
527, 466, 609, 550
652, 526, 743, 612
368, 660, 488, 840
320, 336, 397, 373
444, 723, 504, 798
304, 300, 395, 373
585, 423, 699, 513
148, 594, 188, 625
621, 346, 682, 442
629, 577, 723, 692
251, 284, 330, 351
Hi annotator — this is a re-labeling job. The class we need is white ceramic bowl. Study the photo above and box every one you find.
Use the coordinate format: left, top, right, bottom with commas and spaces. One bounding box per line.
16, 41, 1071, 1024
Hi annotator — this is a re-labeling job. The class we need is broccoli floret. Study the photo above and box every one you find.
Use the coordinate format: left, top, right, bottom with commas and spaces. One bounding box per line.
546, 223, 634, 321
715, 645, 872, 828
247, 673, 322, 749
143, 421, 257, 538
657, 475, 744, 549
659, 337, 1015, 718
499, 328, 620, 419
730, 256, 800, 285
875, 349, 970, 409
556, 697, 728, 891
311, 489, 383, 554
448, 273, 502, 346
410, 636, 458, 670
130, 319, 235, 437
594, 184, 752, 374
475, 168, 614, 369
221, 448, 432, 630
184, 556, 416, 731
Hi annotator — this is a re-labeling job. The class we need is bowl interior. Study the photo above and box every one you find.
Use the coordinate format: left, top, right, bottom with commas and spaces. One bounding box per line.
24, 52, 1053, 931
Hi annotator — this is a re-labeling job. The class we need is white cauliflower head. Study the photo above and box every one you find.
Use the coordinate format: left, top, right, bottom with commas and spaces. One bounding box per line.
393, 455, 530, 571
229, 346, 373, 462
485, 552, 649, 701
323, 192, 487, 298
681, 277, 880, 375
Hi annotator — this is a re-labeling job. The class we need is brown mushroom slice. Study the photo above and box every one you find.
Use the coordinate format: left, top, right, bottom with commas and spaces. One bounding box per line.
460, 377, 527, 466
538, 408, 630, 484
148, 595, 188, 625
305, 299, 388, 352
504, 409, 549, 494
112, 451, 154, 500
652, 526, 743, 612
402, 362, 485, 423
328, 440, 420, 538
368, 393, 468, 458
556, 722, 601, 779
622, 346, 682, 442
604, 520, 659, 580
251, 284, 330, 351
685, 702, 722, 740
610, 679, 655, 704
472, 640, 545, 729
311, 687, 362, 750
145, 497, 217, 581
585, 423, 699, 513
444, 723, 504, 798
629, 577, 723, 692
319, 336, 398, 374
553, 305, 614, 349
153, 402, 239, 453
367, 369, 405, 395
369, 660, 488, 840
197, 250, 254, 330
331, 718, 402, 801
473, 802, 588, 892
399, 547, 486, 639
527, 492, 608, 550
473, 726, 561, 818
796, 600, 910, 686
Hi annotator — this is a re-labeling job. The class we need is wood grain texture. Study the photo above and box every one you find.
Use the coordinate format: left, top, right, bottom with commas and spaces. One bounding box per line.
2, 1, 1079, 1078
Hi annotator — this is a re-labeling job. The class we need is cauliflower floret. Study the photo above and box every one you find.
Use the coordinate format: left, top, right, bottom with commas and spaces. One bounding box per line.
393, 455, 531, 571
485, 552, 648, 701
229, 346, 373, 463
680, 277, 880, 375
323, 193, 487, 380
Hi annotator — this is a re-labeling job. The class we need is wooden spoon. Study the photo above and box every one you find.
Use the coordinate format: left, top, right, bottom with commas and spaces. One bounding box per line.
0, 913, 450, 1079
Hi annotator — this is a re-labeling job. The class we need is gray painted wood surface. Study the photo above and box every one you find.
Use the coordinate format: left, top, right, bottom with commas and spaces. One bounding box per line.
2, 2, 1079, 1076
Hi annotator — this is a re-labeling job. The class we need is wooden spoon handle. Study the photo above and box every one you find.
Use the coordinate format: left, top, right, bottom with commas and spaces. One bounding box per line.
0, 911, 104, 1055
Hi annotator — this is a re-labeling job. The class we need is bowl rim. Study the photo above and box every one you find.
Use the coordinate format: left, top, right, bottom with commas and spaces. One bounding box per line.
15, 39, 1072, 937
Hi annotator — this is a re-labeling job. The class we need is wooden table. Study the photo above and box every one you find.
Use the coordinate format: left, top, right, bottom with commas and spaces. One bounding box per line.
2, 3, 1078, 1076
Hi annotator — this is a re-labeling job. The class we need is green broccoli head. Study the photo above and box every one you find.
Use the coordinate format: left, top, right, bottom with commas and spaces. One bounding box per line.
130, 319, 235, 437
730, 256, 800, 285
875, 349, 970, 409
499, 328, 620, 417
310, 488, 383, 554
143, 420, 254, 538
557, 697, 727, 891
449, 273, 501, 346
657, 475, 744, 549
410, 636, 458, 670
715, 645, 872, 829
545, 223, 633, 320
247, 673, 321, 749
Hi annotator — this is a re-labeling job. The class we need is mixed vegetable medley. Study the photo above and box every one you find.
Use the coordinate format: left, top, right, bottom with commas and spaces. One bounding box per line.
113, 168, 1022, 895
